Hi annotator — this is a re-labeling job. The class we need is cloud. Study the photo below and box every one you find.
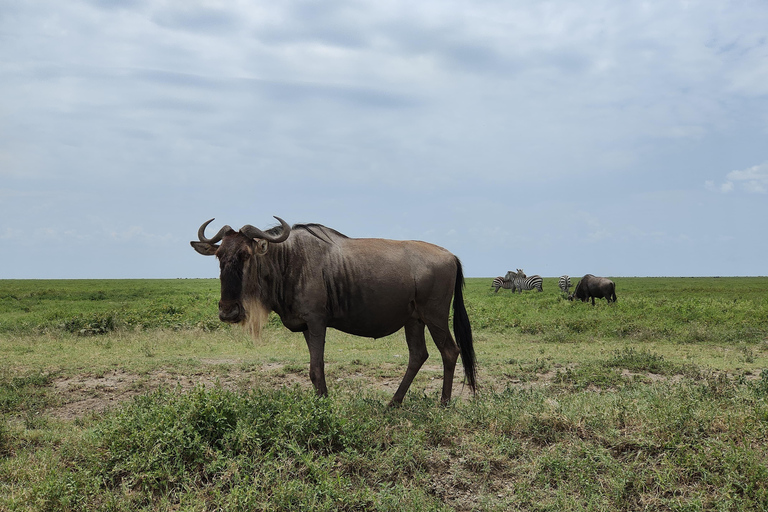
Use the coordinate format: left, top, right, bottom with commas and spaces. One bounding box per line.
151, 5, 242, 35
2, 0, 768, 278
707, 161, 768, 193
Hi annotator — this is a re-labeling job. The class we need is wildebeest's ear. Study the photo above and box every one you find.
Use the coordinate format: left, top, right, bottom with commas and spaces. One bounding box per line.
255, 239, 268, 255
190, 241, 219, 256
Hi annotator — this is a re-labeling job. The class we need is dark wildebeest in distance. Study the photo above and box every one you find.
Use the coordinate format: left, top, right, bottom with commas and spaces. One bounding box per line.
191, 217, 477, 406
569, 274, 617, 305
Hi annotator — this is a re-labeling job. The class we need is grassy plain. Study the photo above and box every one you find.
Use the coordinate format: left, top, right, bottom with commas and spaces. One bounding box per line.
1, 277, 767, 511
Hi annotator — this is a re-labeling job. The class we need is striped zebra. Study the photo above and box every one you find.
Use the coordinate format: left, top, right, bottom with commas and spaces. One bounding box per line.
505, 269, 543, 293
491, 276, 514, 293
558, 275, 572, 294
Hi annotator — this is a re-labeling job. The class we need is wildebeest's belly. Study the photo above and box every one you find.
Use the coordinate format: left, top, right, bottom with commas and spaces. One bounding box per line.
327, 299, 416, 339
330, 319, 408, 339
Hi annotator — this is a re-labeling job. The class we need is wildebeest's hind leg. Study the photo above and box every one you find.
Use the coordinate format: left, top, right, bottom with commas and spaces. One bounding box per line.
390, 318, 429, 406
303, 327, 328, 397
426, 320, 460, 405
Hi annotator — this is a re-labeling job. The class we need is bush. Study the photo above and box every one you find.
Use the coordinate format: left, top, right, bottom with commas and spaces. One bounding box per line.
604, 347, 674, 374
63, 313, 117, 336
752, 369, 768, 398
94, 386, 377, 496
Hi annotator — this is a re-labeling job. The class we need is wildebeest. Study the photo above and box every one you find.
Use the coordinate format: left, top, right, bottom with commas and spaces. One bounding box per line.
569, 274, 617, 305
191, 216, 477, 405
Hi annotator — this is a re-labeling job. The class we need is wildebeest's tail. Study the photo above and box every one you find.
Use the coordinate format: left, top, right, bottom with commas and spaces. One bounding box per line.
452, 258, 477, 392
611, 283, 618, 303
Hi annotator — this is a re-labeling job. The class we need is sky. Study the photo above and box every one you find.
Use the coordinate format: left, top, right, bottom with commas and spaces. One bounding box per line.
1, 0, 767, 279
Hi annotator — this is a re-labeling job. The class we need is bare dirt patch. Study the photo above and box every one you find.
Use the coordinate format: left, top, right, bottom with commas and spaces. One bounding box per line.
47, 361, 484, 419
48, 362, 308, 420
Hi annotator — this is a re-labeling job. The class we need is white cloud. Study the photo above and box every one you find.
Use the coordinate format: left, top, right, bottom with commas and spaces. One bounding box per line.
708, 162, 768, 194
2, 0, 768, 277
587, 229, 612, 242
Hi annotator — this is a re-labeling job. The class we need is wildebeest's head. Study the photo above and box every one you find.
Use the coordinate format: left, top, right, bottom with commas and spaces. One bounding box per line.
191, 217, 290, 330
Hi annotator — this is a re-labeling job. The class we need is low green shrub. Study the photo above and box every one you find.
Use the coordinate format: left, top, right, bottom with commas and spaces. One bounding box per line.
604, 347, 672, 374
94, 386, 377, 496
63, 313, 118, 336
754, 369, 768, 397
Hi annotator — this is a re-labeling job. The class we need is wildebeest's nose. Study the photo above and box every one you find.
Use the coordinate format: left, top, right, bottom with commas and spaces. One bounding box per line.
218, 301, 242, 323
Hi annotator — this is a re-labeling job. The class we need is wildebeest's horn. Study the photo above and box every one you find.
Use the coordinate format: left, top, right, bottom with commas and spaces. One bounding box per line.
197, 219, 232, 244
240, 216, 291, 243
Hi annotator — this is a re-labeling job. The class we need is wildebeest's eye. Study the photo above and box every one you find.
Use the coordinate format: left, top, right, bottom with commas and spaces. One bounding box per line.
238, 249, 252, 262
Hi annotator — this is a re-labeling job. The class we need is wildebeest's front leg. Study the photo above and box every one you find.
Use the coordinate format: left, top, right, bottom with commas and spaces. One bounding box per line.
303, 327, 328, 397
390, 318, 429, 406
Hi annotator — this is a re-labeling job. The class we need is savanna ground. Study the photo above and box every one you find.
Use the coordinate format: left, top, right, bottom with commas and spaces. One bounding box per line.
1, 277, 768, 511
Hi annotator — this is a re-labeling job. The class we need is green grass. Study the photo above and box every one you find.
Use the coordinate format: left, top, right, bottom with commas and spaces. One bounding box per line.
1, 277, 768, 510
469, 277, 768, 345
0, 279, 223, 335
6, 381, 768, 511
3, 277, 767, 345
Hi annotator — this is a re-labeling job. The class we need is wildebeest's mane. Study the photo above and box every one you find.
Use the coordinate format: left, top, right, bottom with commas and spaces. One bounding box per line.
292, 223, 349, 244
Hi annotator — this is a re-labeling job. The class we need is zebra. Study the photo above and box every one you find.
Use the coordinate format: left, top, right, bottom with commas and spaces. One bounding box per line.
558, 275, 572, 294
505, 269, 543, 293
491, 276, 514, 293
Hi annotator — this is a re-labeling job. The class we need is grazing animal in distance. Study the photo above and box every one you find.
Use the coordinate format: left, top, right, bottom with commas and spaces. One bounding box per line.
492, 275, 514, 293
505, 269, 543, 293
558, 275, 572, 294
191, 216, 477, 405
569, 274, 617, 305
